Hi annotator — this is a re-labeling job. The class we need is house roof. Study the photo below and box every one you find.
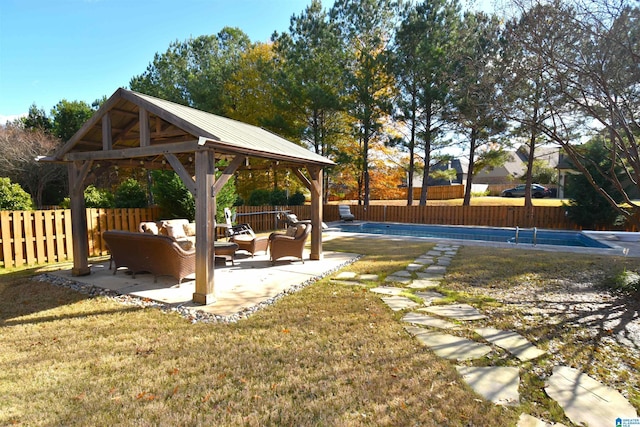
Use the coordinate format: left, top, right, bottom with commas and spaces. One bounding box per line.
45, 88, 334, 169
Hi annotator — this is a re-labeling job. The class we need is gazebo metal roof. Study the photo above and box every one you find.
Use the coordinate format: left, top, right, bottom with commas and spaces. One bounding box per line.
48, 88, 333, 169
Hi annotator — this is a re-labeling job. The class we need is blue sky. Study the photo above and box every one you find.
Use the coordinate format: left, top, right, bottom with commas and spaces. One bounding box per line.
0, 0, 492, 125
0, 0, 313, 123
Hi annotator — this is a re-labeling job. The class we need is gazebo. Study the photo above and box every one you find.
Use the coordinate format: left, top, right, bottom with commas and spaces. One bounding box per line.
39, 88, 334, 304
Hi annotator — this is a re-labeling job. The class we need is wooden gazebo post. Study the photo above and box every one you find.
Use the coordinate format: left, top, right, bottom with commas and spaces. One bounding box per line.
68, 160, 92, 276
293, 165, 323, 260
192, 148, 217, 304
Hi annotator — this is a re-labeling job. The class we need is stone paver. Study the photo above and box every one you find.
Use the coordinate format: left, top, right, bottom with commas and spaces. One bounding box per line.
402, 312, 455, 330
425, 265, 447, 274
405, 326, 492, 360
437, 258, 452, 266
406, 263, 424, 271
380, 296, 419, 311
415, 290, 445, 304
415, 272, 444, 281
475, 327, 547, 362
390, 270, 412, 277
414, 257, 434, 265
407, 279, 440, 289
422, 303, 488, 321
385, 275, 412, 284
456, 366, 520, 406
545, 366, 638, 427
334, 271, 358, 280
358, 274, 379, 281
426, 250, 442, 256
370, 286, 405, 296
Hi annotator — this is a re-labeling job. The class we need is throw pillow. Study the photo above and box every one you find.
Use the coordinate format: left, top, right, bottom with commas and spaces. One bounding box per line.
286, 226, 297, 237
165, 223, 187, 240
183, 222, 196, 236
143, 222, 159, 235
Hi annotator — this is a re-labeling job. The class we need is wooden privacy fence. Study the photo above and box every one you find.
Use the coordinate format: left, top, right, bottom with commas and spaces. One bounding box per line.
410, 185, 465, 201
0, 207, 159, 269
322, 205, 578, 230
3, 203, 638, 269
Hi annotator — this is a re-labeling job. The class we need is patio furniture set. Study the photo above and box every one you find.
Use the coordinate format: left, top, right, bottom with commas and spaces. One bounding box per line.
103, 215, 312, 285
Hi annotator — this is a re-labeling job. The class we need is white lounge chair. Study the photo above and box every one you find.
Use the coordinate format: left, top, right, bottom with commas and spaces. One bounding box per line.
338, 205, 355, 221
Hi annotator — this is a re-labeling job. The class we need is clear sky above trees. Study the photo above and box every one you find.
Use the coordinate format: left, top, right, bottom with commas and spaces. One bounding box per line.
0, 0, 493, 124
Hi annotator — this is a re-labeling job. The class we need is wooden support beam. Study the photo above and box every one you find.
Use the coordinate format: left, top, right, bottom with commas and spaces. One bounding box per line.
164, 153, 196, 196
211, 155, 246, 196
139, 107, 150, 147
305, 165, 323, 260
68, 160, 93, 276
102, 112, 112, 151
64, 140, 200, 161
193, 149, 217, 305
292, 168, 312, 189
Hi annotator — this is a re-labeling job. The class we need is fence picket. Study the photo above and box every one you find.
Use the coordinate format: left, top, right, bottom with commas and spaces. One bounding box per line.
11, 212, 24, 267
0, 212, 12, 268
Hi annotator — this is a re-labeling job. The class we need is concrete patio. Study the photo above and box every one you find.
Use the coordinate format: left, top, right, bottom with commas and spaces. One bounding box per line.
47, 249, 359, 318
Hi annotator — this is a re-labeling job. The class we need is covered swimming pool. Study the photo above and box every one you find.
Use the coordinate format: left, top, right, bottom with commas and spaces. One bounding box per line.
334, 222, 612, 249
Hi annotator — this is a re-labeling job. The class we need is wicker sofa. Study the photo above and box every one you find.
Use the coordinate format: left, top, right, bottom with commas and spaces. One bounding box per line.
103, 230, 196, 283
268, 223, 312, 264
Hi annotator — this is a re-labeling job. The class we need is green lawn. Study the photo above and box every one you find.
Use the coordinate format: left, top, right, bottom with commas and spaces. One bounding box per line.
1, 238, 638, 426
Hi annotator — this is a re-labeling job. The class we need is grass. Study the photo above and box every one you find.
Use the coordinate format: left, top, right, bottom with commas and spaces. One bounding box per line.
1, 239, 639, 425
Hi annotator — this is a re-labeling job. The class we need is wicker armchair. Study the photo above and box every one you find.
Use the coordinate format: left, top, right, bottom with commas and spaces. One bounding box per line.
103, 230, 195, 284
268, 223, 312, 264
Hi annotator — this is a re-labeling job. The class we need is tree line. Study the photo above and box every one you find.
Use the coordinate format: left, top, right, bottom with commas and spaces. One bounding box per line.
2, 0, 639, 228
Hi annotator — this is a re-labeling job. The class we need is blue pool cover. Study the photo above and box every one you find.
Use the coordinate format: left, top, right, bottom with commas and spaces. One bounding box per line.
336, 222, 611, 248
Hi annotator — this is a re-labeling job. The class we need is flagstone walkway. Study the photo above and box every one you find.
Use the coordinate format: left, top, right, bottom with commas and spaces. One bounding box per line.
331, 243, 639, 426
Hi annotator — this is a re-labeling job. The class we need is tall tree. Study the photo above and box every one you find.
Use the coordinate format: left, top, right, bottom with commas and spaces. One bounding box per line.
130, 27, 251, 115
518, 0, 640, 227
393, 0, 461, 205
272, 0, 347, 202
330, 0, 397, 205
447, 11, 506, 206
498, 2, 563, 215
0, 124, 66, 207
50, 99, 95, 142
20, 104, 53, 133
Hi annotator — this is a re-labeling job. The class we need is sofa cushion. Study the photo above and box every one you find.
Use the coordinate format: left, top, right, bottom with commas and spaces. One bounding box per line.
286, 226, 298, 237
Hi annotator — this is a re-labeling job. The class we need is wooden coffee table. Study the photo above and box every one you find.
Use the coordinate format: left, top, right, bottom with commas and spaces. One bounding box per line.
214, 241, 239, 265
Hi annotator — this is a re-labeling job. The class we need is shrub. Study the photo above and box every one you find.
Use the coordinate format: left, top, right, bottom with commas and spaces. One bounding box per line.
606, 269, 640, 293
0, 177, 33, 210
564, 138, 626, 229
114, 178, 148, 208
151, 170, 195, 220
270, 188, 288, 206
288, 191, 306, 205
84, 185, 115, 208
248, 189, 271, 206
151, 169, 237, 221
